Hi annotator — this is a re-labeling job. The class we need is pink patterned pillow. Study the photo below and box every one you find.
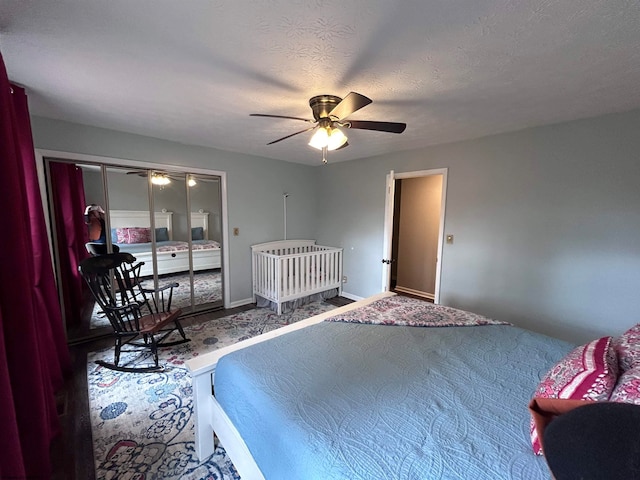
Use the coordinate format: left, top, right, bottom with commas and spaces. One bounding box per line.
613, 324, 640, 372
116, 227, 151, 244
610, 367, 640, 404
529, 336, 618, 455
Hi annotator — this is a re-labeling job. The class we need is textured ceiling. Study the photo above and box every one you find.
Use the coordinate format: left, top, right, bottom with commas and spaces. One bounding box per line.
1, 0, 639, 166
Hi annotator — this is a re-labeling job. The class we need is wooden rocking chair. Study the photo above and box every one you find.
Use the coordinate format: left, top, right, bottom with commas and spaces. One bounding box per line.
79, 252, 190, 372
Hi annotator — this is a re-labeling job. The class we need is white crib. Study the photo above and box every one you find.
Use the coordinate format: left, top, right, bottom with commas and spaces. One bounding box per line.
252, 240, 343, 315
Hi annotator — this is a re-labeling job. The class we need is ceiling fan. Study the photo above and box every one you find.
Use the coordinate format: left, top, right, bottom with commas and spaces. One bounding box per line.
250, 92, 406, 163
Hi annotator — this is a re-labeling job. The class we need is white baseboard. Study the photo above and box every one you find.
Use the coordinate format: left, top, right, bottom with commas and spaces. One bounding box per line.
340, 291, 364, 301
226, 297, 254, 309
394, 286, 434, 300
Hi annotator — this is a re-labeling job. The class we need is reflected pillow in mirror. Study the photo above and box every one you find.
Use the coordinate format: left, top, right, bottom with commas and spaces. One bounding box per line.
155, 227, 169, 242
192, 227, 204, 240
116, 227, 151, 244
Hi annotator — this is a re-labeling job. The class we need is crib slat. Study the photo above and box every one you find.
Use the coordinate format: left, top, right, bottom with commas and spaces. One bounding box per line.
276, 257, 282, 313
262, 256, 267, 296
323, 250, 329, 286
268, 255, 273, 298
331, 250, 335, 286
302, 255, 307, 292
332, 251, 337, 285
287, 257, 292, 296
256, 254, 261, 295
255, 254, 260, 295
323, 251, 328, 288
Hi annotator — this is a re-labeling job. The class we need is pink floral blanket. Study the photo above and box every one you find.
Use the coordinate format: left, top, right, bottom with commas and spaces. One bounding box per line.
156, 240, 220, 253
325, 295, 510, 327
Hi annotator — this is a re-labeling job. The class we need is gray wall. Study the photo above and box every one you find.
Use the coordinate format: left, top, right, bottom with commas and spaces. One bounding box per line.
316, 109, 640, 344
190, 177, 222, 242
33, 109, 640, 345
80, 167, 105, 206
32, 116, 319, 304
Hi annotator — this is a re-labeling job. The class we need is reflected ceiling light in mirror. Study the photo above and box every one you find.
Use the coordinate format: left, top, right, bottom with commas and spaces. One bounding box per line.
188, 176, 197, 187
151, 173, 171, 186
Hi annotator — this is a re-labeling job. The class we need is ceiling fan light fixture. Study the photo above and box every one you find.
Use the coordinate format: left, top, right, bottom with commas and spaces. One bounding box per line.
326, 127, 347, 151
308, 126, 347, 151
308, 127, 329, 149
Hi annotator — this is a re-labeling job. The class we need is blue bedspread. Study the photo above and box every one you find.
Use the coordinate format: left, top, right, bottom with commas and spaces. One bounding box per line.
215, 320, 573, 480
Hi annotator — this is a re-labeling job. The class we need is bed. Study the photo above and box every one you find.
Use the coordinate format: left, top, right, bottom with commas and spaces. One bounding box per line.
252, 240, 343, 314
109, 210, 221, 277
187, 292, 578, 480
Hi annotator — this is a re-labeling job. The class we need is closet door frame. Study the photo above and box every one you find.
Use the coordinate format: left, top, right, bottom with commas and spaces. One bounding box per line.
35, 149, 230, 310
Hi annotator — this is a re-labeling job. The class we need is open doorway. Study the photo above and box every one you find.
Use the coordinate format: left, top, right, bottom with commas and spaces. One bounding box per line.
382, 169, 448, 302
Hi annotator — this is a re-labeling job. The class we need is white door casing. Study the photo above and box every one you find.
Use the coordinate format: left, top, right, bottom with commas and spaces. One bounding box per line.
381, 170, 395, 292
381, 168, 448, 303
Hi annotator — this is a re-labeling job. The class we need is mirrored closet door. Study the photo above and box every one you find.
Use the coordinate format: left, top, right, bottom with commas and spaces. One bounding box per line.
45, 158, 224, 344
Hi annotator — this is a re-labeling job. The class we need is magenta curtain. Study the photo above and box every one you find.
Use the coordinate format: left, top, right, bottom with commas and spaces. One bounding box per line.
49, 162, 89, 327
0, 52, 71, 478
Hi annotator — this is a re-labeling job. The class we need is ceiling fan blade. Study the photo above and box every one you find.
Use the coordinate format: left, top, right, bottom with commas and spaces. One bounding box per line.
328, 92, 372, 120
250, 113, 314, 123
346, 120, 407, 134
266, 126, 317, 145
335, 141, 350, 151
126, 170, 147, 177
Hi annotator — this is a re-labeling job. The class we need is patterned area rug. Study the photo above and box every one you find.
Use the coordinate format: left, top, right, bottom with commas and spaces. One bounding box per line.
90, 270, 222, 329
88, 300, 337, 479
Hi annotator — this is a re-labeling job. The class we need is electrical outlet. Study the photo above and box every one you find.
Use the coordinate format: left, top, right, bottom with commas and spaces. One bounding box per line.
342, 275, 347, 283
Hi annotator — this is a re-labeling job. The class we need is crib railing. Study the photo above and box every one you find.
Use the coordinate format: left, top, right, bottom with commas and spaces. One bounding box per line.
252, 240, 343, 314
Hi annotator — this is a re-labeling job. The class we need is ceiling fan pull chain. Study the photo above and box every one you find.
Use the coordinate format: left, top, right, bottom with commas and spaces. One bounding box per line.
322, 146, 328, 164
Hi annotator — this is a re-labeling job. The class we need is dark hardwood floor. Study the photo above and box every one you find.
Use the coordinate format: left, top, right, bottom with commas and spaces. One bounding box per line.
50, 297, 354, 478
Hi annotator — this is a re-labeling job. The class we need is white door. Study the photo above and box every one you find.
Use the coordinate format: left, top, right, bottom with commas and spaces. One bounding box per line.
381, 170, 395, 291
381, 168, 448, 303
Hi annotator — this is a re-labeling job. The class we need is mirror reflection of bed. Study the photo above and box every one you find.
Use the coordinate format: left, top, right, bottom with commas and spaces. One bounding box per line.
87, 210, 223, 328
